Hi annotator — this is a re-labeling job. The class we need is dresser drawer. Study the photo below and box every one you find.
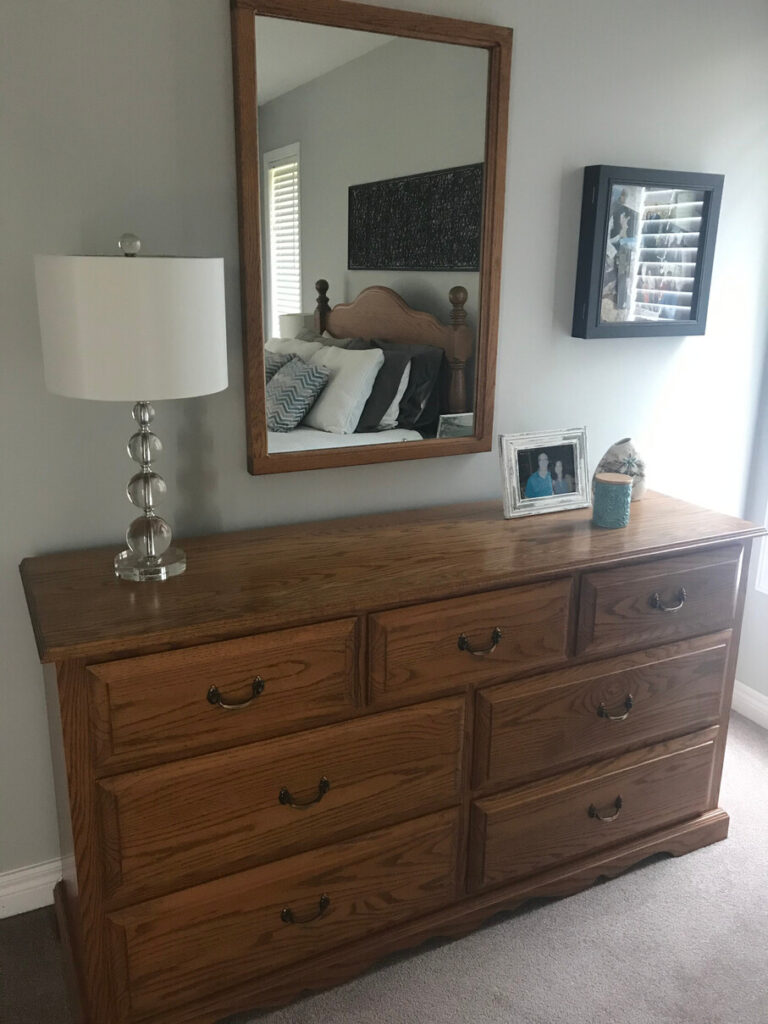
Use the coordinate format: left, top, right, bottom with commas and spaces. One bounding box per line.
98, 696, 464, 905
369, 579, 573, 705
88, 618, 360, 773
473, 633, 729, 788
108, 808, 458, 1019
468, 731, 716, 890
576, 546, 742, 658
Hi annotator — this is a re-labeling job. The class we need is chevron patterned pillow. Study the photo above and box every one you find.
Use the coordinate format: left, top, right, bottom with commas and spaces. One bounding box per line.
265, 349, 292, 383
266, 357, 330, 432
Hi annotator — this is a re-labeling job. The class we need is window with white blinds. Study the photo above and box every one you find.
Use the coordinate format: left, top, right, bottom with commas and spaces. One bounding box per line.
264, 143, 302, 338
630, 188, 705, 323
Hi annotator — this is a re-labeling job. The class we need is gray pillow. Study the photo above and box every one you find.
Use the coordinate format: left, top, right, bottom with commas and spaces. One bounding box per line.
266, 357, 330, 432
264, 349, 292, 382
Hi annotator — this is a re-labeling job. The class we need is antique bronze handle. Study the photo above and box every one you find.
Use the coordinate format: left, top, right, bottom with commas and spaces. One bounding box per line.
281, 893, 330, 925
206, 676, 264, 710
279, 776, 330, 809
588, 796, 623, 822
649, 587, 687, 613
457, 626, 502, 656
597, 695, 634, 722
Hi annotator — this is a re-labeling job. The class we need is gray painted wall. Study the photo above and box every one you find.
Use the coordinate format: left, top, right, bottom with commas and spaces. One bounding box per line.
258, 35, 486, 329
2, 0, 767, 877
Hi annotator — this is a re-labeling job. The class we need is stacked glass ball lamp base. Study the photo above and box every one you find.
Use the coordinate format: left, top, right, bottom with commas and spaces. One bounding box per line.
113, 401, 187, 582
114, 545, 186, 582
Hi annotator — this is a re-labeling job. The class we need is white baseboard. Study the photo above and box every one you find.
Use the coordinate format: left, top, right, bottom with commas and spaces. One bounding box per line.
732, 680, 768, 731
0, 858, 61, 919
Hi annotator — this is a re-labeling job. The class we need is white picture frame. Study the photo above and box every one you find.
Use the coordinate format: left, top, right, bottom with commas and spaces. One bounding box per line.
499, 427, 590, 518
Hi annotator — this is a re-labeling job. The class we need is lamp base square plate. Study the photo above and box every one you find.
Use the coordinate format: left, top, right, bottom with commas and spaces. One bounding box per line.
114, 546, 187, 582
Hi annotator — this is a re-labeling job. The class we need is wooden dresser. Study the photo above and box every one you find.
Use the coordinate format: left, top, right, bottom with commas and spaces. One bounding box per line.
20, 493, 762, 1024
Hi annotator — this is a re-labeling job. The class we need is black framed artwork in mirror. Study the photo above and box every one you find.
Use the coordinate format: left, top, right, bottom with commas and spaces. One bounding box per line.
572, 165, 724, 339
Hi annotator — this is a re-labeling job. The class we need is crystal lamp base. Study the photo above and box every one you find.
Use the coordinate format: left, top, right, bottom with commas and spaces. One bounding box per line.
114, 545, 187, 582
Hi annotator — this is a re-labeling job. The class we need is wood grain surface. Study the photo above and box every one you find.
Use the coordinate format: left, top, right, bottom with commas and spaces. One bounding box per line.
469, 728, 717, 890
107, 807, 459, 1019
98, 696, 464, 906
89, 617, 360, 774
473, 632, 730, 788
124, 809, 730, 1024
369, 578, 573, 704
576, 544, 742, 656
20, 493, 764, 664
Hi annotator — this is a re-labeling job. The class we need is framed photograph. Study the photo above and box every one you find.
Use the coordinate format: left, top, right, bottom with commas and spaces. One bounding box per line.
499, 428, 590, 518
572, 165, 724, 338
437, 412, 474, 439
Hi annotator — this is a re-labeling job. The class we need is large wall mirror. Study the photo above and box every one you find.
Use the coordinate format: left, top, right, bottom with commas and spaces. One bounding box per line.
231, 0, 512, 474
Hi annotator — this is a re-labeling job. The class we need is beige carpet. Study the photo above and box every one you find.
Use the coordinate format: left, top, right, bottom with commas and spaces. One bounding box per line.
233, 713, 768, 1024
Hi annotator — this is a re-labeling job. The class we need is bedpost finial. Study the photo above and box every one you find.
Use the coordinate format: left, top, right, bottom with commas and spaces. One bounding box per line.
449, 285, 468, 325
315, 279, 330, 333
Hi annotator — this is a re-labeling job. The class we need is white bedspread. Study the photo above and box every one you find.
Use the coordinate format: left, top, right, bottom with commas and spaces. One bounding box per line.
268, 426, 422, 453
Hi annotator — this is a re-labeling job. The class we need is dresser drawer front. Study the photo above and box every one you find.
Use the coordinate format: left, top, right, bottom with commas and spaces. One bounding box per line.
89, 618, 360, 772
108, 808, 458, 1018
469, 733, 716, 890
369, 579, 573, 705
474, 634, 729, 788
576, 546, 742, 658
98, 696, 464, 905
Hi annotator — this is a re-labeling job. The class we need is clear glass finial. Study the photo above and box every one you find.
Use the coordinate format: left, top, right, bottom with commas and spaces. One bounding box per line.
118, 233, 141, 256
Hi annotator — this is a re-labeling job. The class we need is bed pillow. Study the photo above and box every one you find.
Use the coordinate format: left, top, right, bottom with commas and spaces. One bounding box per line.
265, 337, 325, 360
346, 341, 412, 432
266, 357, 330, 432
295, 326, 352, 349
378, 361, 412, 430
364, 339, 445, 430
264, 350, 292, 383
304, 345, 385, 434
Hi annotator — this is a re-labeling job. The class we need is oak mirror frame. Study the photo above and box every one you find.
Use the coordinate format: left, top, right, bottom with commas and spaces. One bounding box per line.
231, 0, 512, 474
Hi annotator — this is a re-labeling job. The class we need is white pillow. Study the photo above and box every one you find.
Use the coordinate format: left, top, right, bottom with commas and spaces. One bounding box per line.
265, 337, 325, 360
304, 345, 385, 434
378, 361, 412, 430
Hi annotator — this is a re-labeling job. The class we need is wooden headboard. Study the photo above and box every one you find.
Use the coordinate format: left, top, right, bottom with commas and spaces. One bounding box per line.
313, 280, 473, 415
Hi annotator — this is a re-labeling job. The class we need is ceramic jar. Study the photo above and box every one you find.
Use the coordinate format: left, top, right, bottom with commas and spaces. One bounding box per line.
594, 437, 646, 500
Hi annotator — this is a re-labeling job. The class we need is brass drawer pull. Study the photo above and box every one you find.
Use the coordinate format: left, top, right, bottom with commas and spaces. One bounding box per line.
281, 893, 330, 925
206, 676, 264, 710
597, 695, 633, 721
588, 796, 623, 822
279, 776, 330, 809
458, 626, 502, 656
649, 587, 687, 613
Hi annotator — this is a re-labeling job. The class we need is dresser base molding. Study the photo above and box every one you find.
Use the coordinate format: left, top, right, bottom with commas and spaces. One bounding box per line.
72, 809, 727, 1024
53, 881, 86, 1024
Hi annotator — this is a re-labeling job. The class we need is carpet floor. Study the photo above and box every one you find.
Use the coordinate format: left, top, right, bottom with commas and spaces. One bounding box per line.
2, 714, 766, 1024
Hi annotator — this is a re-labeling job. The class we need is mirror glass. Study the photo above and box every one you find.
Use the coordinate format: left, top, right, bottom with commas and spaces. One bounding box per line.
255, 16, 488, 455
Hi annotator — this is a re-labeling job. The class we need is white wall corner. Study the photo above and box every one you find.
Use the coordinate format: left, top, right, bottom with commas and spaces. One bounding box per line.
0, 858, 61, 919
732, 680, 768, 732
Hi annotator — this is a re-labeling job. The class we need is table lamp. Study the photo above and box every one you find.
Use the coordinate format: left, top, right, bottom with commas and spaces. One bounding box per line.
34, 234, 228, 582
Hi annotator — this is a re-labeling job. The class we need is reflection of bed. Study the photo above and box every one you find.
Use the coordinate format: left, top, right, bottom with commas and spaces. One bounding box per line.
314, 279, 473, 415
266, 281, 474, 452
268, 426, 422, 452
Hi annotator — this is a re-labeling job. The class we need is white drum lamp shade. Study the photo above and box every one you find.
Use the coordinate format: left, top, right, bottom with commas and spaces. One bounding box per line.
34, 255, 228, 400
34, 243, 228, 582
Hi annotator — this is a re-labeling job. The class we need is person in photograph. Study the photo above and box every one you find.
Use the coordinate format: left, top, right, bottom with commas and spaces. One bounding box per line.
525, 452, 553, 498
552, 458, 574, 494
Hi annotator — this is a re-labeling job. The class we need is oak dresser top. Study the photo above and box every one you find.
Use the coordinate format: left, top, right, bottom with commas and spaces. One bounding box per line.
20, 492, 763, 664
